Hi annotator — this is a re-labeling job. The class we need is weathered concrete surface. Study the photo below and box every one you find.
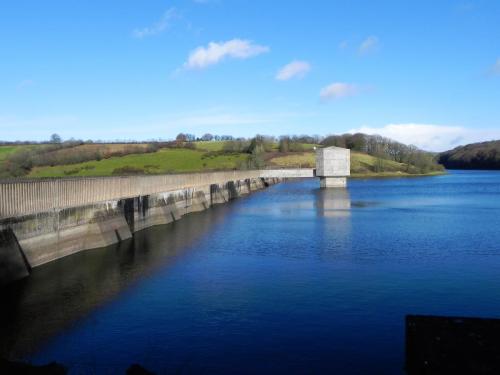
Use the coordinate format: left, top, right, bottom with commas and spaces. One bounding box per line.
0, 228, 30, 285
0, 174, 280, 284
316, 146, 350, 178
319, 177, 347, 188
1, 204, 132, 268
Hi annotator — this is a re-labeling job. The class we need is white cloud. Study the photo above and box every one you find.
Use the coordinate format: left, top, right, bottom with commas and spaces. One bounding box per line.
133, 8, 178, 38
359, 35, 380, 55
276, 60, 311, 81
320, 83, 359, 100
184, 39, 269, 70
338, 40, 348, 50
348, 123, 500, 152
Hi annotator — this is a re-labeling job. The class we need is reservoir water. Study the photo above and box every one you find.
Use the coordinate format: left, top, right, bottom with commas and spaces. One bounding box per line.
2, 170, 500, 374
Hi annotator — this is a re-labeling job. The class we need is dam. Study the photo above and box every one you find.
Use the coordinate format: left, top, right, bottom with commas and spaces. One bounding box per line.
0, 147, 350, 285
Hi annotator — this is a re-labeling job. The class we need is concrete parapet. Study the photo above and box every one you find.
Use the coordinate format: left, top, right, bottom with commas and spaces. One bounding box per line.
0, 171, 264, 220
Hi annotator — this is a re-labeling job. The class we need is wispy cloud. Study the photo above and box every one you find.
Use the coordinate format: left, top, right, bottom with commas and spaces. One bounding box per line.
491, 58, 500, 76
133, 8, 178, 38
183, 39, 269, 70
348, 123, 500, 152
320, 83, 359, 100
0, 115, 79, 141
275, 60, 311, 81
338, 40, 349, 50
359, 35, 380, 55
455, 1, 475, 13
17, 79, 35, 90
101, 109, 310, 139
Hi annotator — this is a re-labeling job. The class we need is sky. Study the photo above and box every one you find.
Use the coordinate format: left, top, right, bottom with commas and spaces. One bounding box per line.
1, 0, 500, 151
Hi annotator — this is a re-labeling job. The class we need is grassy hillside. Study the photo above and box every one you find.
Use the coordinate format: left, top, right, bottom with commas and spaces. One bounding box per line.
29, 148, 247, 177
1, 140, 444, 179
439, 140, 500, 169
29, 149, 430, 178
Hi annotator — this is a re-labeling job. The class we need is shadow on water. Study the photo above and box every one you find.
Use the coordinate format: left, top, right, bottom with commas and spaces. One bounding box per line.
0, 203, 233, 360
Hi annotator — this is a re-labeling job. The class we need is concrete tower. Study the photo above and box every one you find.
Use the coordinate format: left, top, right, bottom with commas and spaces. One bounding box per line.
315, 146, 350, 188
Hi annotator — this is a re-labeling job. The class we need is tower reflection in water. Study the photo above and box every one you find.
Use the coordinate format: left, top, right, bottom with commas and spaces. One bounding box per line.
314, 187, 352, 260
315, 188, 351, 218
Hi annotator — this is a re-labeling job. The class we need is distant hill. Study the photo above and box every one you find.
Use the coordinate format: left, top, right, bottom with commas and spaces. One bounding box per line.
439, 140, 500, 169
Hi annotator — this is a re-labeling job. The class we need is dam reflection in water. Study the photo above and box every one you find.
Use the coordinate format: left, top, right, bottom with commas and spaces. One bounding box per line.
0, 203, 231, 359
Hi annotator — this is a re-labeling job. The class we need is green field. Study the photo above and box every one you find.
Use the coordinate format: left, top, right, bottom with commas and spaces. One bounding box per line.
0, 146, 21, 161
29, 148, 248, 177
194, 141, 227, 151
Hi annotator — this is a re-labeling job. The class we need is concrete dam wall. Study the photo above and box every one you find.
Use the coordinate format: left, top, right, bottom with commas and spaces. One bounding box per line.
0, 171, 285, 284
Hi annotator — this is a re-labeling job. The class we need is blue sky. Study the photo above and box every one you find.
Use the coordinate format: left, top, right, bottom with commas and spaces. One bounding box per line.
1, 0, 499, 150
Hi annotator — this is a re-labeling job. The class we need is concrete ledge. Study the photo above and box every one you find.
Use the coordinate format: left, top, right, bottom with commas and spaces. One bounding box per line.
259, 169, 314, 178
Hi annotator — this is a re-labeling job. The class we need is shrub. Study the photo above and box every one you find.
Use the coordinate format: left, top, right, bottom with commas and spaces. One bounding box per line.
111, 166, 146, 175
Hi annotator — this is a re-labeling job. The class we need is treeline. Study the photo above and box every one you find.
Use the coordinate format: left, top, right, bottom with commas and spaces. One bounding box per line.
176, 133, 240, 142
222, 135, 316, 153
439, 141, 500, 169
322, 133, 444, 174
175, 133, 322, 144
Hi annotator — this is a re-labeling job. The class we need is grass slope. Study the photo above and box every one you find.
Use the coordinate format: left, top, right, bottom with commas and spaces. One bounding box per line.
194, 141, 226, 151
29, 148, 247, 177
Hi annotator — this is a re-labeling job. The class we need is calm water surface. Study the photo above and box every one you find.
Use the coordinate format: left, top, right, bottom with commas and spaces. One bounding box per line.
2, 170, 500, 374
